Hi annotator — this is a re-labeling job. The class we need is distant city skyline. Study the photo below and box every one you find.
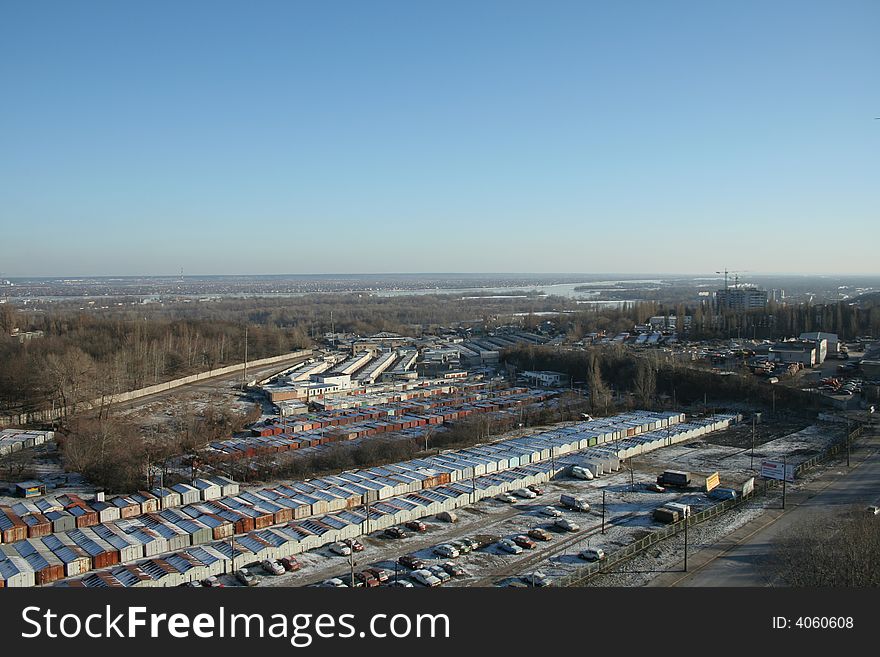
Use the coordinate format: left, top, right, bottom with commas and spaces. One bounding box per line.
2, 1, 878, 277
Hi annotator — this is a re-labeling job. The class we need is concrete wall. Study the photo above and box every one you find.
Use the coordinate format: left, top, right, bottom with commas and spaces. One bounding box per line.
1, 349, 312, 427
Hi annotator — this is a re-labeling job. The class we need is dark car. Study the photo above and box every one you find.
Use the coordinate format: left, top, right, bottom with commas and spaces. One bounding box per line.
384, 527, 409, 539
363, 567, 391, 583
398, 555, 426, 570
527, 485, 545, 495
338, 573, 365, 588
404, 520, 427, 533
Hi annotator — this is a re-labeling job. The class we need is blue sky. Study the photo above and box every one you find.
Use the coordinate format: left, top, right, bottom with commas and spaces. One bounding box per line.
1, 1, 877, 276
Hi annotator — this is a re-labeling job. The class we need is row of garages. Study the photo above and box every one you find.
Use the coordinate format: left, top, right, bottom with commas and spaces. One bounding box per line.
55, 411, 737, 588
560, 414, 742, 474
209, 388, 554, 459
1, 478, 240, 541
252, 382, 523, 436
0, 429, 54, 456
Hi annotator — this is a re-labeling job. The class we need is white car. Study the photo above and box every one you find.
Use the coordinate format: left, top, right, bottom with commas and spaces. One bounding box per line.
554, 518, 580, 532
433, 543, 460, 558
320, 578, 348, 587
496, 493, 517, 503
261, 559, 285, 575
571, 465, 594, 480
329, 541, 351, 556
579, 547, 606, 562
540, 506, 563, 518
514, 488, 537, 499
497, 539, 523, 554
522, 571, 552, 587
386, 579, 415, 588
411, 569, 442, 587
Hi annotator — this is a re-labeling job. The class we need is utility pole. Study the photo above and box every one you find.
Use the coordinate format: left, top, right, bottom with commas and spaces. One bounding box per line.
242, 325, 249, 391
846, 419, 851, 468
349, 547, 355, 587
751, 416, 756, 470
782, 456, 787, 509
630, 458, 635, 490
601, 489, 606, 534
683, 515, 688, 572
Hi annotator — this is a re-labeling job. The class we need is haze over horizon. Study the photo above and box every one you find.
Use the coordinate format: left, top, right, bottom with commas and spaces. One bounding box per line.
2, 1, 878, 277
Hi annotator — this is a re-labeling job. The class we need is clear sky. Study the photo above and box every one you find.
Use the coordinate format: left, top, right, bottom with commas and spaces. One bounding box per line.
1, 1, 877, 277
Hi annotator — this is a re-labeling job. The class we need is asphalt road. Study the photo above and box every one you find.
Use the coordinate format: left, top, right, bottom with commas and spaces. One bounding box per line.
659, 430, 880, 586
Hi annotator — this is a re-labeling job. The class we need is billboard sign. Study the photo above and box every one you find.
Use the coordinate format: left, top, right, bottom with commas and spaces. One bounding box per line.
761, 460, 795, 483
704, 472, 720, 492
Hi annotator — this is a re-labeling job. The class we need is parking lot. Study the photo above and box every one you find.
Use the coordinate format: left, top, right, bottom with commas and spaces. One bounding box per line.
229, 418, 843, 587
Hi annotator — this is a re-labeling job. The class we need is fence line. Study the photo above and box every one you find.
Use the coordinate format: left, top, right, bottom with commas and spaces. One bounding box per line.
0, 349, 312, 427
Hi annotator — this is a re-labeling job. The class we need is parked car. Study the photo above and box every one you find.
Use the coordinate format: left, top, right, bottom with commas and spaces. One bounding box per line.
528, 528, 553, 541
497, 539, 523, 554
280, 556, 301, 572
514, 488, 537, 499
427, 565, 452, 583
527, 485, 544, 495
440, 561, 467, 577
571, 465, 594, 480
404, 520, 427, 532
201, 576, 224, 587
359, 571, 380, 587
450, 539, 471, 554
554, 518, 580, 532
343, 538, 364, 552
512, 535, 536, 549
866, 505, 880, 516
261, 559, 285, 575
433, 543, 460, 558
461, 537, 480, 551
386, 579, 415, 588
496, 493, 517, 503
364, 567, 391, 583
339, 573, 365, 588
644, 482, 666, 493
329, 541, 351, 556
579, 547, 606, 562
398, 555, 427, 570
319, 577, 347, 587
384, 527, 409, 539
182, 581, 202, 587
540, 506, 563, 518
411, 569, 442, 587
522, 571, 552, 587
235, 568, 258, 586
342, 538, 364, 552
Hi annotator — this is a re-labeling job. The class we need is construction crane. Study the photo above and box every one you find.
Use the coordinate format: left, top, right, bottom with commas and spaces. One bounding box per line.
715, 268, 748, 290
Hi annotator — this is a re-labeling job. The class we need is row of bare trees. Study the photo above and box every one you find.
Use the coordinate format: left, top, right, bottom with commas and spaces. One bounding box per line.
56, 402, 261, 492
763, 508, 880, 586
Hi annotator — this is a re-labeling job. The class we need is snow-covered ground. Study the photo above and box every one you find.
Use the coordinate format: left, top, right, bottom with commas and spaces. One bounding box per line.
242, 421, 845, 588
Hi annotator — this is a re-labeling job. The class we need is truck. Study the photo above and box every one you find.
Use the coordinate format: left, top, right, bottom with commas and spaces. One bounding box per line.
560, 494, 590, 512
652, 507, 680, 524
657, 470, 691, 488
708, 487, 738, 501
663, 502, 692, 518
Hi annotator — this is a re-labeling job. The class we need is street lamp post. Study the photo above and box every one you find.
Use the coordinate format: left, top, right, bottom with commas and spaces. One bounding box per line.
602, 489, 606, 534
